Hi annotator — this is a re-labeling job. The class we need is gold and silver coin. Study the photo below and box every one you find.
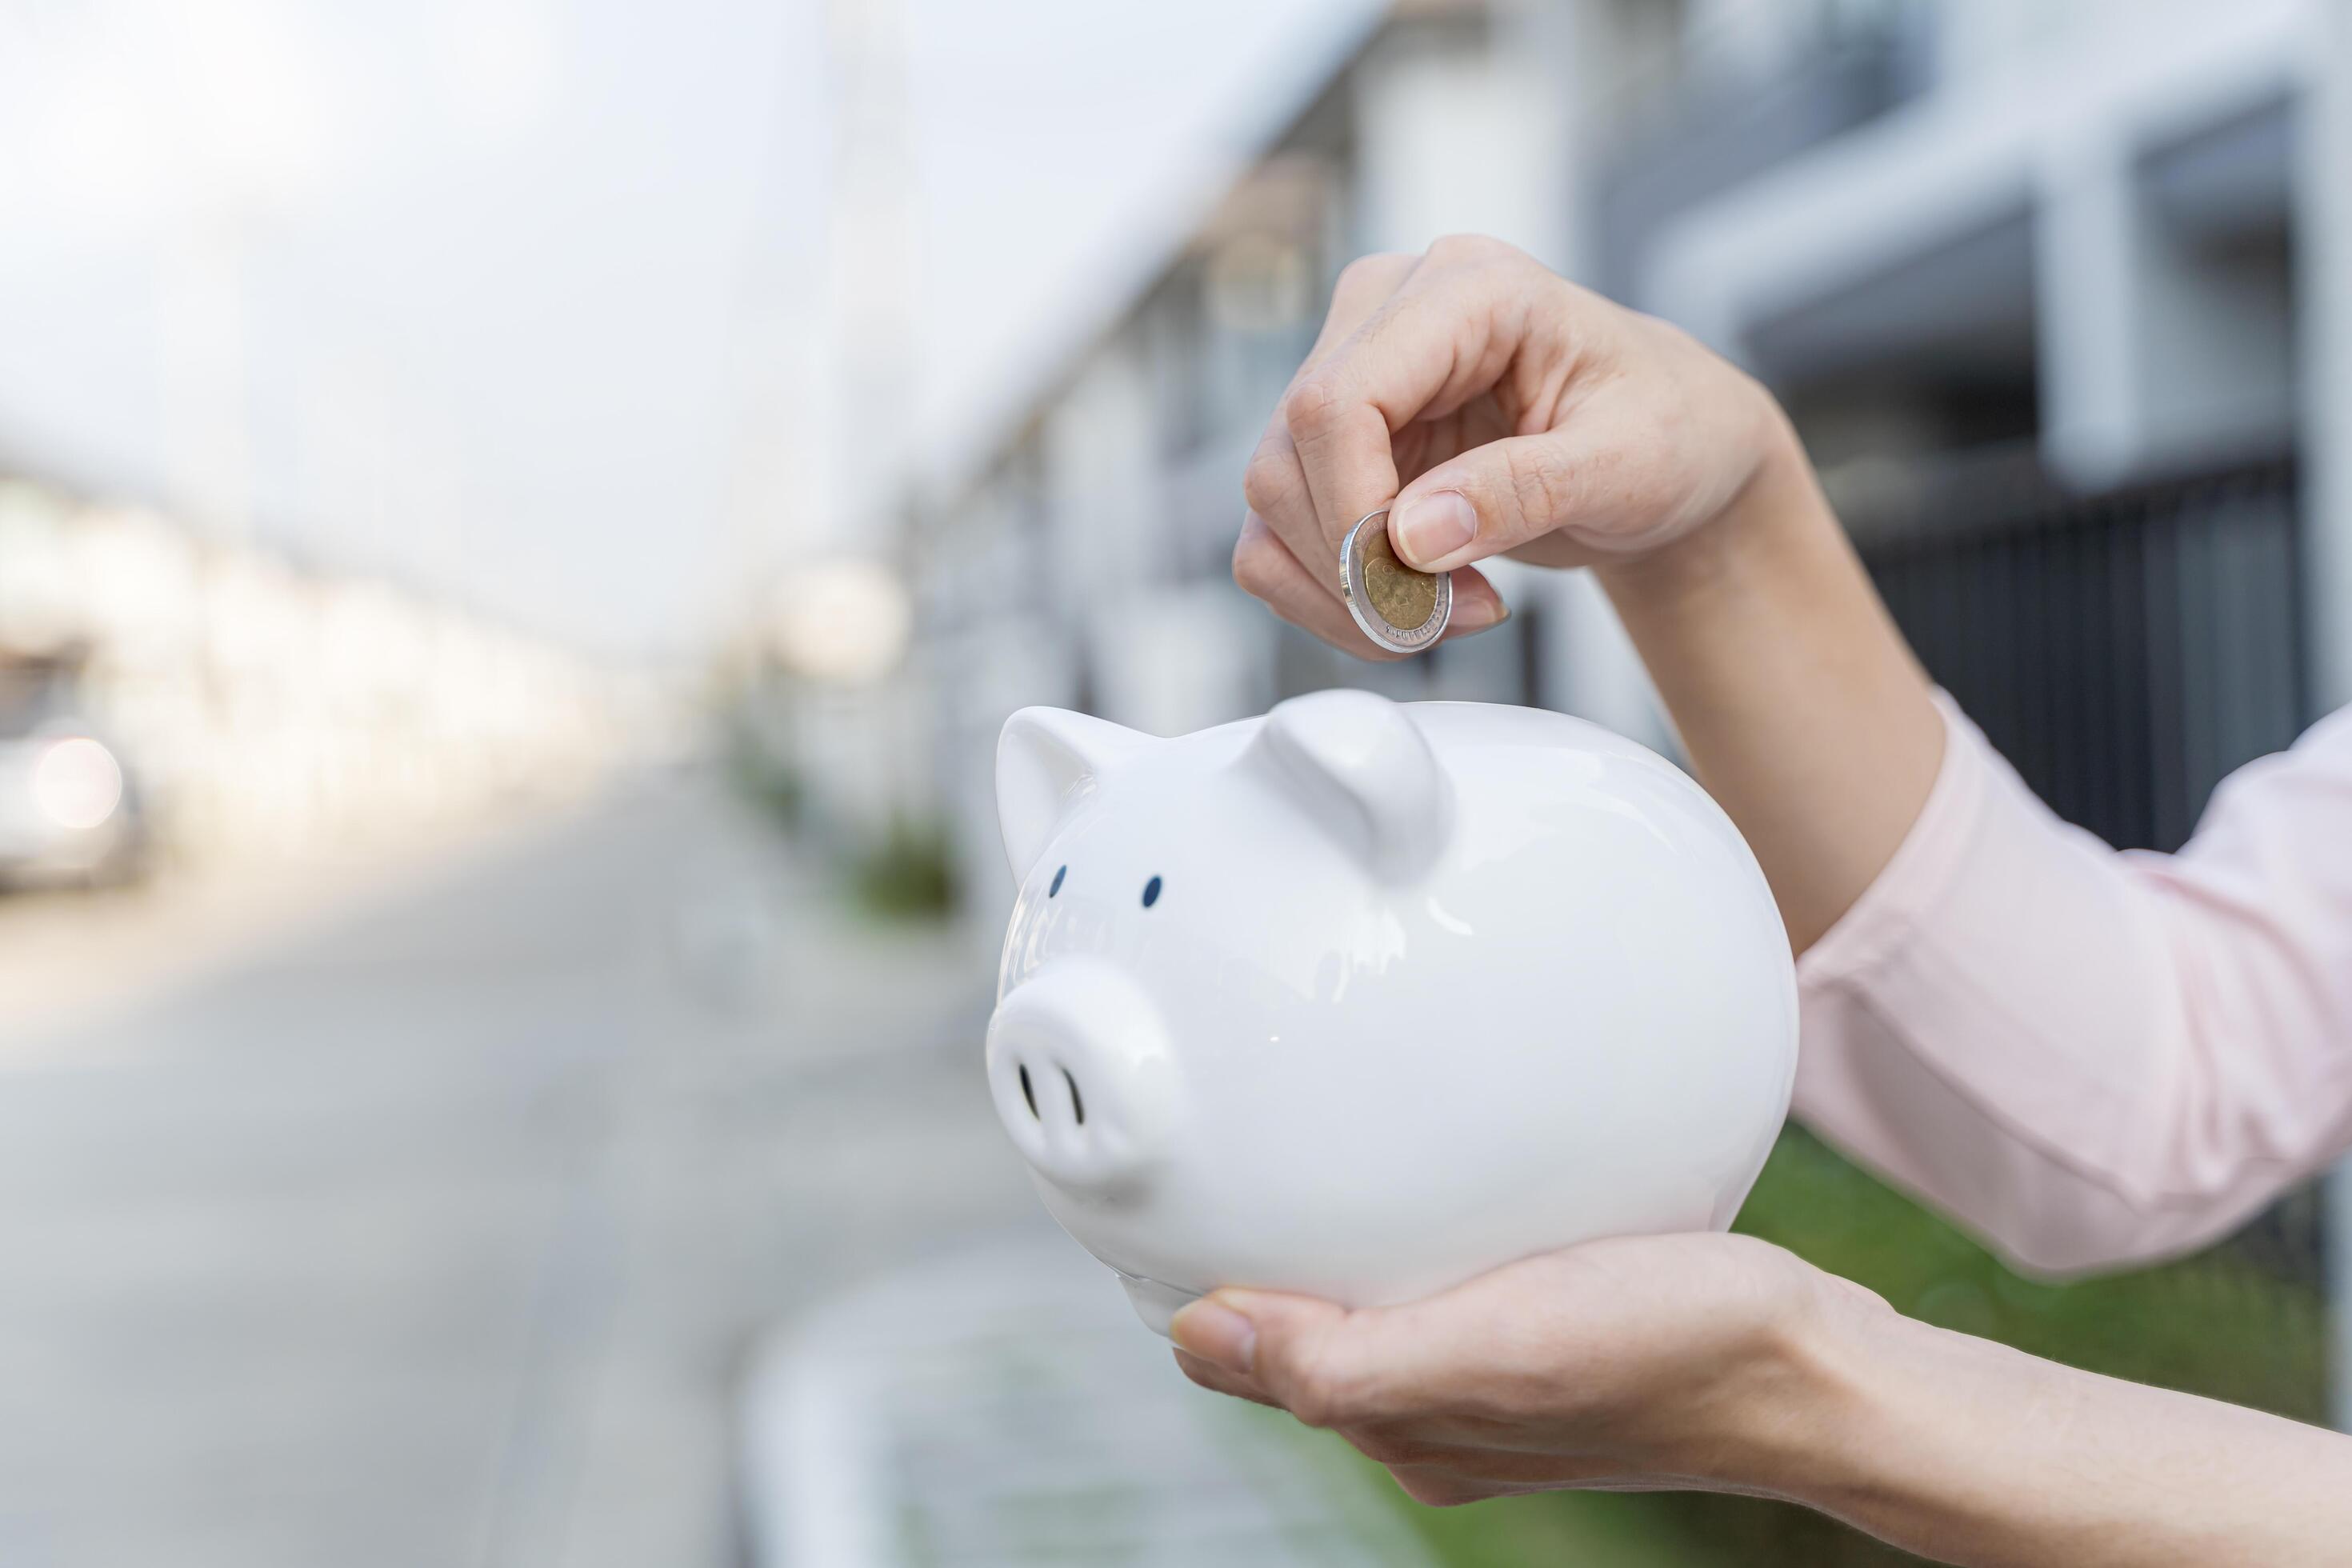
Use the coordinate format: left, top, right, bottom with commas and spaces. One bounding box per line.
1338, 508, 1450, 654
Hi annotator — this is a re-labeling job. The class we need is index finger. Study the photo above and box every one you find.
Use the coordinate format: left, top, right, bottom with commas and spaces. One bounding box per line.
1278, 360, 1404, 563
1279, 238, 1530, 555
1246, 254, 1418, 590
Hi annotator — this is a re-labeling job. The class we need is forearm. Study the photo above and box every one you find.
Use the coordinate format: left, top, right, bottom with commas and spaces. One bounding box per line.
1595, 421, 1942, 952
1608, 420, 2352, 1270
1758, 1303, 2352, 1566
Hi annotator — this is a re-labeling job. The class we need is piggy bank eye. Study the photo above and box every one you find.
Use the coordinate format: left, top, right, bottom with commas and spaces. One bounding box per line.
1048, 865, 1066, 897
1141, 875, 1162, 909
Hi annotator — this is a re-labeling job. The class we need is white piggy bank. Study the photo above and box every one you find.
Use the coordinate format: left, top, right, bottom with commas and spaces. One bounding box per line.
986, 689, 1796, 1334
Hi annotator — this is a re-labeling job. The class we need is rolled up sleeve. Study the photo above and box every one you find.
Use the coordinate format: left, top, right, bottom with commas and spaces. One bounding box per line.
1793, 694, 2352, 1276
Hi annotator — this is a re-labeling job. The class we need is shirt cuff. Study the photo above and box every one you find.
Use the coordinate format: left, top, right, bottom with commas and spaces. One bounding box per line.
1795, 690, 1991, 990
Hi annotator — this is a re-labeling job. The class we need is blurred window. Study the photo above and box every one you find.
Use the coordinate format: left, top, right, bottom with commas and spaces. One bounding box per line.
1205, 234, 1312, 334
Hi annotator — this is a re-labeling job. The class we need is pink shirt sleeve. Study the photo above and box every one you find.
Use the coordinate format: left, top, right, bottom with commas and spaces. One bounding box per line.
1793, 694, 2352, 1275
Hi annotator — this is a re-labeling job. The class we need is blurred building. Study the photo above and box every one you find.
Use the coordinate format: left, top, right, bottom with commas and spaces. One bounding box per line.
884, 0, 2352, 1420
908, 0, 1604, 923
0, 474, 638, 877
901, 0, 2350, 895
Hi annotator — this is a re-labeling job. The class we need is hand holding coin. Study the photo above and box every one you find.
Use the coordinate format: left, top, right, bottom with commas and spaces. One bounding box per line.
1234, 238, 1789, 662
1228, 247, 1510, 661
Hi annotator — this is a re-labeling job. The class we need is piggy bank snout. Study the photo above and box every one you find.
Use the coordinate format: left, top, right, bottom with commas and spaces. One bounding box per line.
986, 961, 1180, 1195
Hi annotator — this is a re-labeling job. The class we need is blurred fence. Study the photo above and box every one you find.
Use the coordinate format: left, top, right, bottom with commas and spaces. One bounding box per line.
1854, 446, 2304, 854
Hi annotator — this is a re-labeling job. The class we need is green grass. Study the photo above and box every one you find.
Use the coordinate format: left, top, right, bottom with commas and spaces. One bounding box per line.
1739, 1130, 2325, 1423
848, 814, 962, 921
1384, 1488, 1707, 1568
724, 727, 806, 831
722, 725, 962, 923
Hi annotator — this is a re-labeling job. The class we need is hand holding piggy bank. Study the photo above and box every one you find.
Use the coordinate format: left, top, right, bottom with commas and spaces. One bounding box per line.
986, 690, 1797, 1334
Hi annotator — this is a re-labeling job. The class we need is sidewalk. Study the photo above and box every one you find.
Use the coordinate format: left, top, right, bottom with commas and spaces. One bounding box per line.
0, 766, 1429, 1568
0, 767, 1024, 1566
743, 1237, 1426, 1568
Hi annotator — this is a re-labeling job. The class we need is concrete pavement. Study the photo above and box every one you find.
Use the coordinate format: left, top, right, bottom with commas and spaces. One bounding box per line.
0, 768, 1419, 1568
0, 769, 1039, 1566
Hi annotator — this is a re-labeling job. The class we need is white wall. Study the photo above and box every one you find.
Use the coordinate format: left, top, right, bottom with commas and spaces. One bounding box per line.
2037, 135, 2294, 485
930, 611, 1081, 945
1350, 19, 1565, 259
1087, 583, 1275, 738
1042, 343, 1164, 606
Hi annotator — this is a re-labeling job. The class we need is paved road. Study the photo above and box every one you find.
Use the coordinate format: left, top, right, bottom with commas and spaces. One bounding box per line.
0, 770, 1050, 1568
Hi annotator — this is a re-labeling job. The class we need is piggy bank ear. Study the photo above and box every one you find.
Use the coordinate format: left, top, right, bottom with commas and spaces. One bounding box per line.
996, 708, 1150, 879
1247, 689, 1453, 883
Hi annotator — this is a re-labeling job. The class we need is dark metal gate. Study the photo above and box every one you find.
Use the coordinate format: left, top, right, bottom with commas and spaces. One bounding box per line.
1858, 448, 2304, 854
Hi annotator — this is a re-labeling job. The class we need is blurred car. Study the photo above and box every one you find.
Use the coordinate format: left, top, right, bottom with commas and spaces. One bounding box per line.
0, 658, 146, 890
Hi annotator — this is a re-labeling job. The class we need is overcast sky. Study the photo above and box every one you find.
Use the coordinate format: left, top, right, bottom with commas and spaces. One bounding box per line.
0, 0, 1369, 656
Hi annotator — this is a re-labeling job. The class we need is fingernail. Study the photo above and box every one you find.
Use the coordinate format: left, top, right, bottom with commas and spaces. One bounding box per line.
1394, 490, 1477, 567
1170, 1297, 1257, 1374
1453, 592, 1510, 632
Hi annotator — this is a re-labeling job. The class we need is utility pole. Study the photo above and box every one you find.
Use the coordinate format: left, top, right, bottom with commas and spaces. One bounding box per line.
719, 0, 912, 594
719, 0, 921, 837
820, 0, 914, 560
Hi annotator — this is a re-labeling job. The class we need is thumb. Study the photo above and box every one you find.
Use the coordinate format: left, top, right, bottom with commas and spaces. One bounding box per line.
1389, 427, 1608, 572
1171, 1288, 1432, 1430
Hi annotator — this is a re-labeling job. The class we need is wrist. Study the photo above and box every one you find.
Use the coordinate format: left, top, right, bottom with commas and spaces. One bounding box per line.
1742, 1290, 2093, 1556
1703, 1270, 1900, 1504
1593, 406, 1829, 613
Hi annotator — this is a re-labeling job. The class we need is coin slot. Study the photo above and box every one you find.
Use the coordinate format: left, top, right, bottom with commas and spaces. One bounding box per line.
1062, 1067, 1085, 1126
1018, 1063, 1039, 1119
1142, 875, 1162, 909
1049, 864, 1066, 897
